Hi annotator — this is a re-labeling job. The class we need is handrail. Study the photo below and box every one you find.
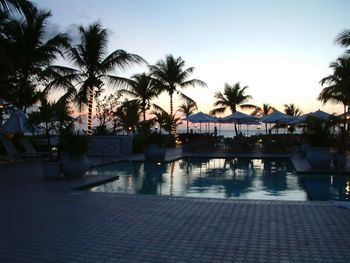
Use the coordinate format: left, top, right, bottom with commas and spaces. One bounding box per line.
101, 143, 131, 162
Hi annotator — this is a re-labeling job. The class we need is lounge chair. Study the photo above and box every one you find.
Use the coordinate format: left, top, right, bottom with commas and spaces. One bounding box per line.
19, 137, 46, 157
0, 138, 39, 159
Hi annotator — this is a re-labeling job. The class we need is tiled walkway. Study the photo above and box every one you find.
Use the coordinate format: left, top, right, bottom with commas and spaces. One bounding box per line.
1, 160, 350, 262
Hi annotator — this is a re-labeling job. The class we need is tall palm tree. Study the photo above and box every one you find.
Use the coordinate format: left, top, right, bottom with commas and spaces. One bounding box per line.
118, 73, 158, 122
251, 103, 276, 134
149, 54, 206, 134
319, 56, 350, 127
210, 82, 255, 136
178, 100, 197, 133
46, 22, 146, 135
0, 6, 68, 111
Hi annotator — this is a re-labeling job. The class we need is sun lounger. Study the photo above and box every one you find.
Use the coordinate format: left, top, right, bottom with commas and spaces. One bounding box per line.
19, 137, 46, 157
0, 138, 39, 159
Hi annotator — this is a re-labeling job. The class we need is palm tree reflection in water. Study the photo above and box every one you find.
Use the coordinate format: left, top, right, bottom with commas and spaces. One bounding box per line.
91, 158, 309, 200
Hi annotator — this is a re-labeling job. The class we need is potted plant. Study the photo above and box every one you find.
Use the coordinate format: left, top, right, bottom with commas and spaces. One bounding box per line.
304, 116, 332, 169
143, 132, 166, 161
61, 132, 90, 178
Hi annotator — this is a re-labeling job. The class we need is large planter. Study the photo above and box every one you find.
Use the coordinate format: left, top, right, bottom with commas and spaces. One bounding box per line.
306, 147, 331, 169
42, 161, 61, 179
333, 153, 347, 170
144, 144, 166, 161
61, 153, 90, 178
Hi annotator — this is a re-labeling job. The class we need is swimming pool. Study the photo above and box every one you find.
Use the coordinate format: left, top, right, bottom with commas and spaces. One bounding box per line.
89, 158, 350, 201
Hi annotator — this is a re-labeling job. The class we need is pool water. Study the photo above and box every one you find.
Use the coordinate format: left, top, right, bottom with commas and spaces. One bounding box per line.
89, 158, 350, 201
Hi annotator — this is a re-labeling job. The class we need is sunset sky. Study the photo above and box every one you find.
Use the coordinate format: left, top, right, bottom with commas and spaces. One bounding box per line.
35, 0, 350, 116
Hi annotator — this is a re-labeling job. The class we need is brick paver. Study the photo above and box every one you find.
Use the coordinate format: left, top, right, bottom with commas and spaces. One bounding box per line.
1, 161, 350, 262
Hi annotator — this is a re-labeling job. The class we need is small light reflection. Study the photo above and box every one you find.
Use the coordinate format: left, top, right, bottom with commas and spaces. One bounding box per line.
346, 178, 350, 194
157, 162, 161, 166
127, 175, 133, 187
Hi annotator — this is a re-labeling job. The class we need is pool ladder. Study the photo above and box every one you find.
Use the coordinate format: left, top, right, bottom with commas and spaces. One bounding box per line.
100, 143, 131, 163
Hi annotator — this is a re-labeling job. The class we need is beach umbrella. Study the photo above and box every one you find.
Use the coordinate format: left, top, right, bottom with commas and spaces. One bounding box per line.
0, 109, 32, 135
184, 111, 219, 123
222, 111, 260, 124
222, 111, 260, 136
260, 111, 296, 134
311, 109, 332, 120
290, 110, 332, 124
260, 111, 296, 124
184, 111, 219, 133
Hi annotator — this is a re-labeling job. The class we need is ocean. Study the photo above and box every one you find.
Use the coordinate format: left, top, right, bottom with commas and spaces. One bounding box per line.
177, 127, 303, 138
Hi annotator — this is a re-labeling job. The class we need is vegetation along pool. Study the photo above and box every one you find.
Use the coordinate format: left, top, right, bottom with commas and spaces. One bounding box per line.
89, 158, 350, 201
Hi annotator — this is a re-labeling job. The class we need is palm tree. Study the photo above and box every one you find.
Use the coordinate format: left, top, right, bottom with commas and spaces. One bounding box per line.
178, 100, 197, 133
251, 103, 276, 134
47, 22, 146, 135
118, 73, 158, 123
319, 56, 350, 128
149, 54, 206, 134
0, 0, 33, 14
114, 99, 140, 133
284, 103, 302, 133
29, 92, 75, 160
0, 6, 68, 111
335, 29, 350, 52
151, 107, 181, 134
284, 103, 302, 117
210, 82, 255, 136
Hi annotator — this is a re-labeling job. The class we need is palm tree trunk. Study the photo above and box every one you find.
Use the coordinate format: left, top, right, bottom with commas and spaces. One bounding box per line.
234, 123, 238, 136
265, 123, 268, 135
142, 100, 146, 122
343, 104, 347, 130
169, 92, 176, 135
186, 119, 189, 133
87, 86, 94, 136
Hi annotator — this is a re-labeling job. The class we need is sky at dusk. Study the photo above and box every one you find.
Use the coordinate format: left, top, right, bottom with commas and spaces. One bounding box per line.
35, 0, 350, 116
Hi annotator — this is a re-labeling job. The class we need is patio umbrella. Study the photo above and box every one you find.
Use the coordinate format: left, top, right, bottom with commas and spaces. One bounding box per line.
0, 109, 32, 135
291, 110, 332, 124
260, 111, 296, 134
184, 111, 219, 133
222, 111, 260, 124
222, 111, 260, 136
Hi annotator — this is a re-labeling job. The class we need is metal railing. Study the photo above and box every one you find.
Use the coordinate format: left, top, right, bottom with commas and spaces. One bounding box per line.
100, 143, 131, 163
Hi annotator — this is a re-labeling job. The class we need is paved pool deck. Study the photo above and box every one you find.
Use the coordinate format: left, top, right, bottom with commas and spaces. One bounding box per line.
1, 151, 350, 262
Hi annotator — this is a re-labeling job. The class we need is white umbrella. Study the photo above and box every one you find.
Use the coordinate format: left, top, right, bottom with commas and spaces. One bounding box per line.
0, 110, 32, 135
311, 109, 332, 120
184, 111, 219, 123
260, 111, 296, 123
222, 111, 260, 124
291, 110, 332, 124
260, 111, 296, 134
184, 111, 219, 133
222, 111, 260, 136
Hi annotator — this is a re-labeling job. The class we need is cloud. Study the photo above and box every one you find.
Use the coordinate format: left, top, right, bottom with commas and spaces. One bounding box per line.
44, 22, 62, 41
64, 23, 80, 45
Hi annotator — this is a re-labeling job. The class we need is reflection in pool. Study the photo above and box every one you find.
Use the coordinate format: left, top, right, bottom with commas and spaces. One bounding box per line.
89, 158, 350, 201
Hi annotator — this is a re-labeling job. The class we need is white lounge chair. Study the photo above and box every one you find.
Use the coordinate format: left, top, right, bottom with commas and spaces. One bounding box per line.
19, 137, 46, 157
0, 138, 39, 159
